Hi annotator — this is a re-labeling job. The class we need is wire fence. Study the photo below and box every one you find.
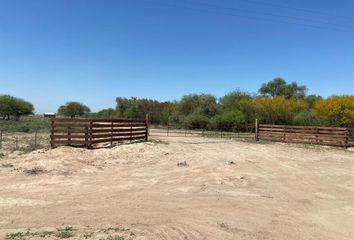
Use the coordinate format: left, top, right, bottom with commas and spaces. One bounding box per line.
0, 130, 50, 153
149, 124, 255, 141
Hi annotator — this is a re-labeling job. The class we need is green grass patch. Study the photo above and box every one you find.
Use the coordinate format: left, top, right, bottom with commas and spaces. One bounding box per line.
5, 229, 55, 240
5, 231, 25, 240
55, 226, 74, 238
0, 116, 50, 133
103, 236, 125, 240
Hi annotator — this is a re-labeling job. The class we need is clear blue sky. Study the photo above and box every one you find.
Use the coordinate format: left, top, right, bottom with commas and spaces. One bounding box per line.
1, 0, 353, 113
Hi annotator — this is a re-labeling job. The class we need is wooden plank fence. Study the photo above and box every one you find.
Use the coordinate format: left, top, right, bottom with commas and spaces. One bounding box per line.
255, 121, 354, 148
50, 116, 149, 149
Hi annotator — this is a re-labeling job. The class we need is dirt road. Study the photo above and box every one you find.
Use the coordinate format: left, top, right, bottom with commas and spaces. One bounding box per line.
1, 136, 354, 239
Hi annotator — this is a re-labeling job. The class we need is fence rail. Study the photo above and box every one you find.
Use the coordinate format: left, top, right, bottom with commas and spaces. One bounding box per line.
256, 122, 354, 148
50, 116, 149, 149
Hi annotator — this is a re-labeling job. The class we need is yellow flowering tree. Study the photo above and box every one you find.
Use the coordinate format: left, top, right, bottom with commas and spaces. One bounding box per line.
255, 96, 307, 125
313, 96, 354, 127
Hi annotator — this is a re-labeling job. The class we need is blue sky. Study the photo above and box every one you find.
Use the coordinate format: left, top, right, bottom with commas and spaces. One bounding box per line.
1, 0, 353, 113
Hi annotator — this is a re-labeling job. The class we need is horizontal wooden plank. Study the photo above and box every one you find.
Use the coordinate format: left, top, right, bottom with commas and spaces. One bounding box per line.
91, 127, 146, 133
259, 127, 347, 134
53, 123, 90, 128
92, 131, 146, 139
259, 137, 345, 147
53, 127, 147, 133
91, 136, 146, 144
50, 140, 88, 145
259, 124, 348, 131
259, 132, 347, 139
53, 118, 145, 123
258, 135, 347, 143
259, 130, 348, 137
92, 119, 145, 123
92, 123, 146, 128
258, 133, 346, 142
52, 134, 88, 139
52, 129, 90, 133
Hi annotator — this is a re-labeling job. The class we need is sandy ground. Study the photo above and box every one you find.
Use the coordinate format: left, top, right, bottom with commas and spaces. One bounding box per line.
0, 135, 354, 240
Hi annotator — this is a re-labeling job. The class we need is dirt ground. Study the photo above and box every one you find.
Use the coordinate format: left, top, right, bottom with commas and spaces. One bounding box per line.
1, 134, 354, 240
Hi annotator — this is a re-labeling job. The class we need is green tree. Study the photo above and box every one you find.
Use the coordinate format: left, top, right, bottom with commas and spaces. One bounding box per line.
115, 97, 172, 124
0, 95, 34, 120
293, 109, 323, 126
219, 90, 256, 126
219, 90, 253, 112
183, 113, 210, 129
178, 94, 218, 117
177, 94, 218, 128
210, 111, 246, 131
259, 78, 307, 99
57, 102, 91, 118
305, 94, 323, 108
94, 108, 117, 118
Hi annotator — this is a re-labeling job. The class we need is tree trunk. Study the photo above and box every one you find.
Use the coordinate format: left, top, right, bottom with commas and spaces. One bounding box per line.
2, 114, 10, 120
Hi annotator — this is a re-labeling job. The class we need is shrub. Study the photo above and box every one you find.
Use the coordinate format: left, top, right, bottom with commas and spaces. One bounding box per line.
293, 110, 326, 126
183, 113, 210, 129
210, 111, 245, 131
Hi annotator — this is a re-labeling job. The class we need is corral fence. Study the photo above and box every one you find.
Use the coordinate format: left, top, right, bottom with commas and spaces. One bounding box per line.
50, 116, 149, 149
255, 120, 354, 148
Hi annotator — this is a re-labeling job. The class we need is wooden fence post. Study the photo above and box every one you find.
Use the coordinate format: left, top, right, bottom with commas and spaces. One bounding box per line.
145, 114, 149, 141
85, 126, 89, 148
88, 120, 93, 149
34, 130, 37, 150
130, 122, 132, 143
316, 127, 319, 145
0, 129, 2, 149
15, 136, 18, 150
255, 119, 259, 141
110, 122, 113, 147
345, 128, 349, 148
67, 124, 71, 147
283, 126, 288, 143
50, 118, 55, 148
167, 124, 169, 136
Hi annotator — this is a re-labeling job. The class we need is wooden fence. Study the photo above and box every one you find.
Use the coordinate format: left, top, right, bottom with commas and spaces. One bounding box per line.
50, 117, 148, 149
255, 121, 354, 148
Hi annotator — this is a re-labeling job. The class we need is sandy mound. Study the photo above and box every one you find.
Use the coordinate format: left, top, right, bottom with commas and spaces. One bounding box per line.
1, 141, 169, 175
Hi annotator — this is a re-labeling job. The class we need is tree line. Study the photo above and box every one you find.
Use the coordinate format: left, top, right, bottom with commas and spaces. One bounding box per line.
1, 78, 353, 130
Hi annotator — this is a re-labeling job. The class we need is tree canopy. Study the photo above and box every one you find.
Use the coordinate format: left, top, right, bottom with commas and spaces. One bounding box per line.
259, 78, 307, 99
313, 96, 354, 127
0, 95, 34, 120
57, 102, 91, 118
